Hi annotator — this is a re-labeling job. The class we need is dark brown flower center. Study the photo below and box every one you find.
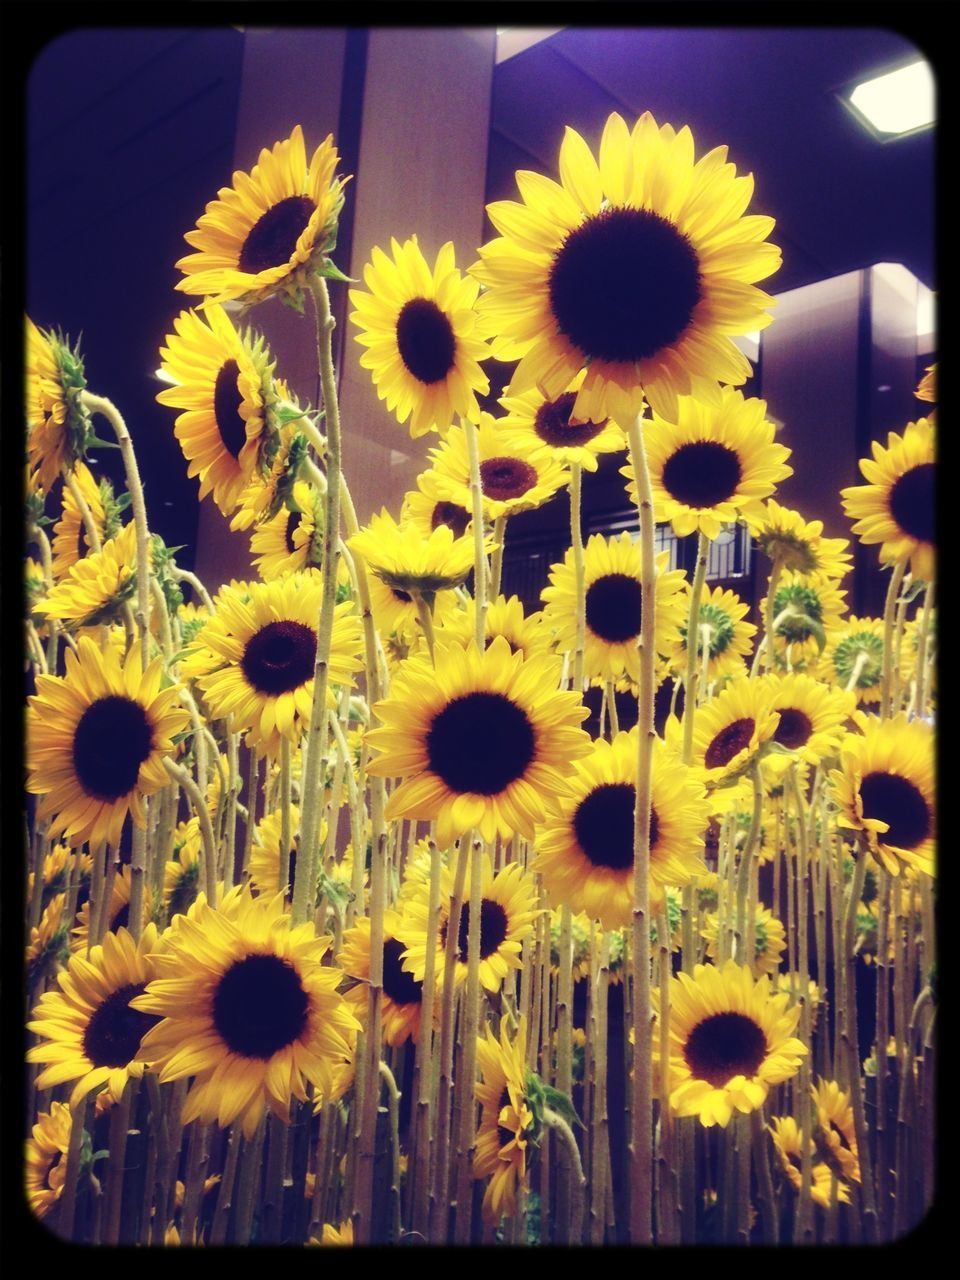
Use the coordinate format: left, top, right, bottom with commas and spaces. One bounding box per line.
426, 692, 535, 795
572, 782, 659, 870
859, 771, 931, 849
284, 510, 301, 555
213, 360, 248, 460
661, 441, 743, 509
704, 717, 755, 770
773, 708, 813, 751
392, 589, 413, 604
241, 620, 316, 695
431, 500, 471, 539
534, 392, 608, 448
82, 982, 158, 1068
497, 1085, 515, 1148
683, 1011, 767, 1087
889, 463, 935, 546
441, 898, 509, 963
72, 696, 154, 801
480, 456, 538, 502
212, 953, 309, 1059
585, 573, 641, 644
395, 298, 456, 384
382, 936, 422, 1006
548, 206, 702, 363
238, 195, 316, 274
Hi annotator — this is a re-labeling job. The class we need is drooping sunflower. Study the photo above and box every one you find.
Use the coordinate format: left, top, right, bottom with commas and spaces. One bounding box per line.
472, 112, 780, 426
541, 531, 687, 685
27, 634, 189, 849
249, 480, 322, 580
666, 675, 781, 789
755, 672, 855, 771
398, 851, 539, 993
702, 903, 786, 977
769, 570, 849, 670
474, 1016, 534, 1225
768, 1116, 851, 1210
349, 236, 491, 437
26, 318, 91, 491
50, 461, 108, 579
627, 388, 792, 539
402, 485, 472, 542
418, 415, 570, 522
176, 126, 348, 309
25, 1102, 74, 1220
811, 1078, 860, 1184
749, 498, 853, 579
27, 924, 162, 1106
434, 593, 553, 662
497, 368, 627, 472
34, 520, 138, 631
366, 637, 591, 847
841, 418, 936, 582
829, 712, 935, 878
133, 886, 360, 1139
337, 909, 425, 1047
653, 959, 807, 1127
535, 730, 709, 929
181, 574, 363, 756
366, 569, 459, 647
818, 616, 884, 705
669, 584, 757, 686
229, 417, 304, 533
347, 507, 485, 595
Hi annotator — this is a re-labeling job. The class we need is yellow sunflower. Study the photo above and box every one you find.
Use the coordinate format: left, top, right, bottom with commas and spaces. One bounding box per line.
337, 909, 425, 1047
915, 363, 936, 405
829, 712, 934, 878
755, 672, 855, 771
248, 803, 327, 903
811, 1078, 860, 1183
749, 498, 853, 579
497, 367, 627, 472
157, 305, 275, 516
27, 924, 162, 1106
349, 236, 490, 437
769, 570, 849, 670
25, 1102, 74, 1220
133, 886, 360, 1139
71, 865, 156, 954
181, 574, 363, 756
367, 570, 459, 646
316, 1221, 355, 1245
541, 531, 687, 685
26, 318, 91, 491
249, 480, 322, 580
841, 418, 936, 582
474, 1016, 534, 1225
666, 675, 781, 789
50, 461, 108, 579
818, 616, 884, 704
229, 417, 304, 533
627, 388, 792, 539
418, 415, 570, 521
27, 634, 188, 849
653, 959, 807, 1127
176, 125, 348, 309
347, 507, 486, 594
472, 111, 780, 426
402, 485, 472, 542
164, 818, 203, 921
769, 1116, 851, 1209
535, 730, 709, 929
35, 520, 138, 630
702, 903, 786, 977
434, 593, 553, 662
669, 584, 757, 685
365, 637, 591, 847
398, 851, 539, 993
26, 894, 69, 986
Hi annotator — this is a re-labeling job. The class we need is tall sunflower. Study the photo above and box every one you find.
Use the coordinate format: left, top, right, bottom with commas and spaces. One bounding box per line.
474, 1016, 534, 1225
667, 675, 781, 789
653, 959, 807, 1127
769, 1116, 851, 1209
750, 498, 852, 579
769, 570, 848, 670
337, 909, 425, 1047
818, 616, 884, 705
349, 236, 491, 437
841, 418, 936, 582
26, 318, 91, 491
27, 635, 188, 849
627, 388, 792, 539
35, 520, 138, 631
497, 368, 627, 472
249, 480, 322, 580
434, 593, 553, 663
50, 461, 108, 579
472, 112, 780, 426
248, 803, 327, 902
347, 507, 484, 595
541, 531, 687, 685
133, 886, 360, 1138
366, 570, 459, 648
669, 584, 757, 686
756, 671, 855, 770
25, 1102, 74, 1220
535, 730, 709, 929
702, 904, 787, 977
366, 637, 591, 847
811, 1078, 860, 1184
176, 126, 348, 309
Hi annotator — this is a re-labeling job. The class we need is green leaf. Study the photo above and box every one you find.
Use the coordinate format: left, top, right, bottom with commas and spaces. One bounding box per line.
542, 1085, 584, 1131
315, 259, 358, 285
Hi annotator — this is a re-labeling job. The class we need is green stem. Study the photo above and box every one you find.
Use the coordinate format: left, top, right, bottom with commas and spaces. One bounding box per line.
163, 757, 217, 905
545, 1108, 586, 1246
880, 558, 908, 720
762, 552, 785, 674
490, 514, 507, 600
570, 461, 586, 693
682, 532, 709, 761
464, 417, 488, 649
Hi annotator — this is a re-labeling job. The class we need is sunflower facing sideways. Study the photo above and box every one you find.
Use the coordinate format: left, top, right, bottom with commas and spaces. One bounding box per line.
841, 418, 936, 583
768, 1116, 851, 1210
25, 1102, 74, 1220
769, 570, 848, 670
249, 480, 322, 580
667, 675, 781, 789
175, 126, 349, 309
35, 520, 138, 631
337, 909, 425, 1047
349, 236, 491, 437
812, 1077, 860, 1184
653, 959, 807, 1127
535, 730, 709, 929
541, 531, 687, 685
626, 388, 792, 540
497, 368, 626, 472
750, 498, 852, 580
26, 317, 92, 492
366, 636, 591, 847
50, 460, 108, 579
348, 507, 484, 595
27, 634, 189, 849
472, 111, 780, 427
818, 616, 884, 705
474, 1016, 534, 1225
132, 886, 360, 1139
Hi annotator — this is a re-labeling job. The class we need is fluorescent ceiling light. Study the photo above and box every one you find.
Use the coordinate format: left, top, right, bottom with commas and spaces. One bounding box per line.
847, 59, 934, 137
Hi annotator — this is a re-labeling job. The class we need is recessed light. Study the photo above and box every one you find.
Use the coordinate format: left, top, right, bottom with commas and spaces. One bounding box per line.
846, 58, 934, 138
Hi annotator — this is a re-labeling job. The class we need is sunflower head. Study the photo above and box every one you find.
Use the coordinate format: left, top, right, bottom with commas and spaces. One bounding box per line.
666, 675, 781, 789
915, 363, 936, 405
347, 506, 487, 594
818, 615, 884, 704
750, 498, 853, 578
26, 318, 94, 491
497, 367, 627, 473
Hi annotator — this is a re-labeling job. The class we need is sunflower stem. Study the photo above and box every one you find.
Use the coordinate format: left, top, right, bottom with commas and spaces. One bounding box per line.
762, 552, 786, 675
788, 763, 814, 1243
163, 757, 217, 906
279, 736, 292, 895
656, 904, 679, 1244
569, 460, 586, 693
841, 850, 878, 1242
454, 833, 484, 1244
62, 465, 103, 554
554, 902, 574, 1237
874, 869, 891, 1230
171, 566, 214, 614
412, 834, 442, 1239
208, 1122, 243, 1245
681, 532, 710, 760
490, 515, 507, 600
127, 821, 148, 943
378, 1060, 403, 1242
241, 749, 259, 881
591, 929, 611, 1244
464, 416, 489, 649
231, 1116, 265, 1244
890, 571, 913, 712
908, 579, 935, 718
544, 1107, 586, 1246
413, 590, 437, 662
880, 559, 908, 720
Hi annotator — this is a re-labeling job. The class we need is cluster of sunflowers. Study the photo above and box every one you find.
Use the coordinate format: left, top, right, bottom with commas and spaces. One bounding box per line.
24, 114, 935, 1245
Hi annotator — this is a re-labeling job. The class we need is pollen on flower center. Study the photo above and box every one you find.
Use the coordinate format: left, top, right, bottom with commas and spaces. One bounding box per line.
534, 392, 607, 448
395, 298, 457, 385
480, 456, 538, 502
704, 717, 755, 770
212, 953, 309, 1059
238, 195, 316, 274
426, 691, 535, 795
683, 1011, 767, 1087
213, 360, 248, 460
73, 696, 154, 801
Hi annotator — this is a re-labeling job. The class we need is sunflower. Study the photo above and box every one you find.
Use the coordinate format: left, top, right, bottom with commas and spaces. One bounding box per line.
702, 904, 786, 977
337, 909, 425, 1047
181, 574, 363, 756
768, 1117, 851, 1210
666, 675, 781, 789
349, 236, 491, 437
474, 1016, 534, 1225
230, 418, 304, 533
749, 498, 852, 579
348, 506, 491, 597
316, 1222, 355, 1246
402, 485, 472, 542
418, 415, 570, 521
27, 634, 189, 849
829, 712, 935, 878
535, 730, 709, 929
35, 520, 139, 631
249, 480, 322, 580
770, 571, 849, 670
366, 636, 590, 847
398, 851, 539, 993
497, 368, 626, 472
164, 819, 204, 922
626, 388, 792, 539
434, 593, 553, 662
25, 1102, 74, 1220
541, 531, 687, 685
366, 569, 458, 646
26, 894, 69, 986
472, 112, 780, 426
549, 908, 595, 982
26, 318, 92, 491
50, 461, 108, 579
71, 865, 155, 954
841, 418, 936, 582
27, 924, 162, 1106
915, 363, 936, 405
755, 672, 855, 771
176, 126, 348, 309
133, 886, 360, 1138
811, 1078, 860, 1183
670, 584, 757, 685
653, 959, 806, 1127
818, 616, 884, 704
30, 843, 93, 909
248, 804, 327, 903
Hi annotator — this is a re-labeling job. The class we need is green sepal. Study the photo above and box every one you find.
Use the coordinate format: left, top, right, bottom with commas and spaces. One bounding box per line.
759, 739, 797, 758
86, 435, 122, 451
541, 1084, 584, 1131
317, 869, 355, 912
314, 258, 357, 285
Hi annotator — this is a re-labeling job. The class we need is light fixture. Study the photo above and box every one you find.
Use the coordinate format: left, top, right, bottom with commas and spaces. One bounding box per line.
845, 58, 934, 138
